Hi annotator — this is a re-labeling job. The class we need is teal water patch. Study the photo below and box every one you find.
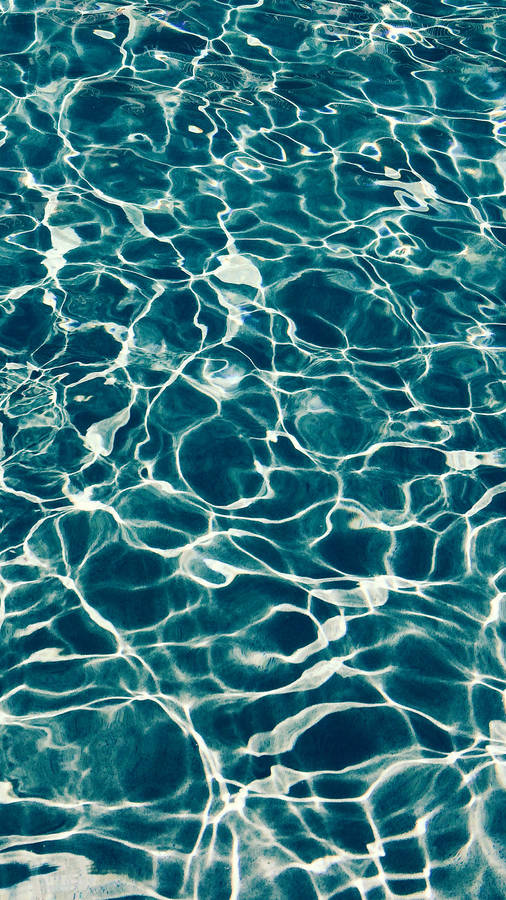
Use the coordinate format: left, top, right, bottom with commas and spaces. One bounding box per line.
0, 0, 505, 897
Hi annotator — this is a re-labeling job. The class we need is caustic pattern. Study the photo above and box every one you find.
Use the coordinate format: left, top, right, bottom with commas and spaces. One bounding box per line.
0, 1, 505, 898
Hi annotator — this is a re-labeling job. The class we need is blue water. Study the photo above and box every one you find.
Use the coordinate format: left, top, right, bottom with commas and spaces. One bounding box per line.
0, 1, 505, 898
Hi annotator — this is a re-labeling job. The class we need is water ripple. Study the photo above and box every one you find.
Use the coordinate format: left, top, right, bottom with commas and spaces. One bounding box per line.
0, 0, 505, 897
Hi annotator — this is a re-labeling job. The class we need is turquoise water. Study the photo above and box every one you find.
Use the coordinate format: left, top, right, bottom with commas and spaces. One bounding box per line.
0, 1, 505, 897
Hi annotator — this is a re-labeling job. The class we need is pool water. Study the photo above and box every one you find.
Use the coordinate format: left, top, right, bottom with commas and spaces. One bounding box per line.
0, 1, 505, 898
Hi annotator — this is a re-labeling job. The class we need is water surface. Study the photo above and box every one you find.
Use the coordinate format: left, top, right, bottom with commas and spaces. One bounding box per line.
0, 1, 505, 898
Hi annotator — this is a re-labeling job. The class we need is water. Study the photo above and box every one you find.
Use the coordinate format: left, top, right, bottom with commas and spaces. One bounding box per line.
0, 0, 505, 897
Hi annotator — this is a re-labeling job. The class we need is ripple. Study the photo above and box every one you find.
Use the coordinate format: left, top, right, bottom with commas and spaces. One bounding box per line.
0, 0, 505, 897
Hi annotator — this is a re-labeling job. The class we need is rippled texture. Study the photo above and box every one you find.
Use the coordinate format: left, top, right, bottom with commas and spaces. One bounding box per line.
0, 0, 505, 897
